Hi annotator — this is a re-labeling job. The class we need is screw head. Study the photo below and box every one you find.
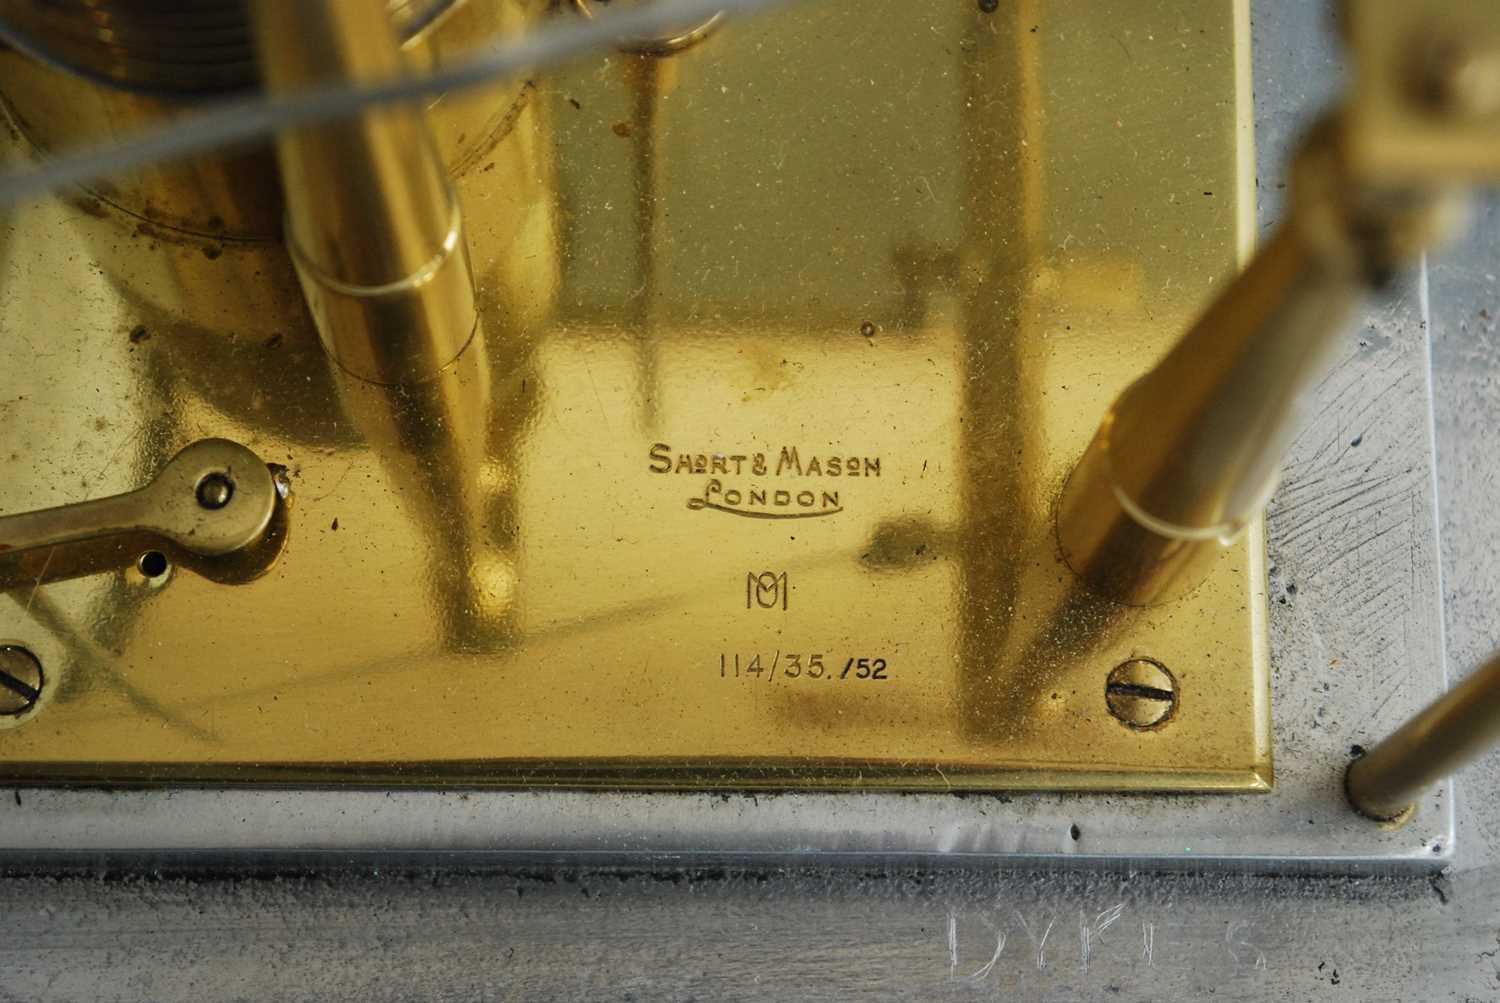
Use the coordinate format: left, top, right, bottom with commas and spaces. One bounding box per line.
1106, 658, 1177, 729
196, 472, 235, 510
0, 645, 43, 716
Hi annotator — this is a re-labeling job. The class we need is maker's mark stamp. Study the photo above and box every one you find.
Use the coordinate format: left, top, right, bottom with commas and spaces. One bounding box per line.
747, 570, 789, 610
649, 442, 879, 521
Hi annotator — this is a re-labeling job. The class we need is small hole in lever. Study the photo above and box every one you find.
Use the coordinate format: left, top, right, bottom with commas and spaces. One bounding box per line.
136, 550, 170, 579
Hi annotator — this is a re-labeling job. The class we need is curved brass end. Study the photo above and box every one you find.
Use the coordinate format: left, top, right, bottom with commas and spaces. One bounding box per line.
570, 0, 725, 54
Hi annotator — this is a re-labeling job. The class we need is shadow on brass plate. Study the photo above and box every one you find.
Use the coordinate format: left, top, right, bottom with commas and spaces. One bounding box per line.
0, 0, 1268, 791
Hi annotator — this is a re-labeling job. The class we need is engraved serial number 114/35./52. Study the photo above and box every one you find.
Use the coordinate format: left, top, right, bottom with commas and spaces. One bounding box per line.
718, 652, 889, 681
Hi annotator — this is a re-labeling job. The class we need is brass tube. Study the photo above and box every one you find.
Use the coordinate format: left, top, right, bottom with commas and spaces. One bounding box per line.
1347, 650, 1500, 821
1056, 121, 1455, 604
251, 0, 478, 385
1056, 207, 1363, 605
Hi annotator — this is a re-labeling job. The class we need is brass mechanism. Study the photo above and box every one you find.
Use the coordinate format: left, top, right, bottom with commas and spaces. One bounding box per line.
0, 0, 1491, 812
251, 0, 480, 385
3, 0, 1495, 803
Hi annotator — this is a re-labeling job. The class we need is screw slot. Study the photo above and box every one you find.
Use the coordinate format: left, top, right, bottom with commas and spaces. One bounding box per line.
1106, 658, 1178, 729
0, 645, 43, 717
195, 472, 235, 510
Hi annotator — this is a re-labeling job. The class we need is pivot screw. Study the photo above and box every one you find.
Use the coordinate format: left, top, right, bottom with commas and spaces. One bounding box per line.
196, 472, 235, 510
0, 645, 43, 716
1106, 658, 1177, 729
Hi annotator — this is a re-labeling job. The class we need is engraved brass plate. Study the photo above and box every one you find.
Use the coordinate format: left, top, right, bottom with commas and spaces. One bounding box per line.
0, 0, 1268, 789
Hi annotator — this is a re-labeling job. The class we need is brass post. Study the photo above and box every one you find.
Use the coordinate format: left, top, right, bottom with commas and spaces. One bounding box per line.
251, 0, 479, 385
1347, 650, 1500, 821
1055, 120, 1460, 604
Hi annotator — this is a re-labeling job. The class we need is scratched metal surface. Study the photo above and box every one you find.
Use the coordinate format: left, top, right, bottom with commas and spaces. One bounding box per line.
3, 2, 1500, 999
0, 867, 1485, 1001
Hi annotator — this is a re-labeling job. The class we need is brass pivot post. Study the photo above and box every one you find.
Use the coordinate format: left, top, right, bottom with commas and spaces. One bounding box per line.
251, 0, 479, 386
1347, 650, 1500, 822
1055, 118, 1458, 605
1055, 0, 1500, 605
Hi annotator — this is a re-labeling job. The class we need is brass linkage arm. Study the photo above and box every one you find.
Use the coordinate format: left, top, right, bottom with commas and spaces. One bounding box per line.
0, 439, 280, 589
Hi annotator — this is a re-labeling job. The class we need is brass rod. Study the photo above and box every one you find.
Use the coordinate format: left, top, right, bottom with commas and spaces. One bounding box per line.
1055, 220, 1362, 605
1055, 119, 1459, 605
1346, 649, 1500, 821
251, 0, 478, 385
1055, 122, 1369, 605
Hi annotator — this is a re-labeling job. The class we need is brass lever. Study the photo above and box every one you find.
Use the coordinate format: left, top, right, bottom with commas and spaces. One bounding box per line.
0, 439, 277, 562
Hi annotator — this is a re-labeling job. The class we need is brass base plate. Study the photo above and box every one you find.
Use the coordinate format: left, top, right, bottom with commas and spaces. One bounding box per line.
0, 0, 1267, 790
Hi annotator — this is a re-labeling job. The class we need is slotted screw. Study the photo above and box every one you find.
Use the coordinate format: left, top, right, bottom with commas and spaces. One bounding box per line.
0, 645, 43, 716
1106, 658, 1177, 729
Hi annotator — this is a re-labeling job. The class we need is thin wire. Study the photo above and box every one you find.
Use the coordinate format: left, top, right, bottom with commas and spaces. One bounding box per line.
0, 0, 788, 208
